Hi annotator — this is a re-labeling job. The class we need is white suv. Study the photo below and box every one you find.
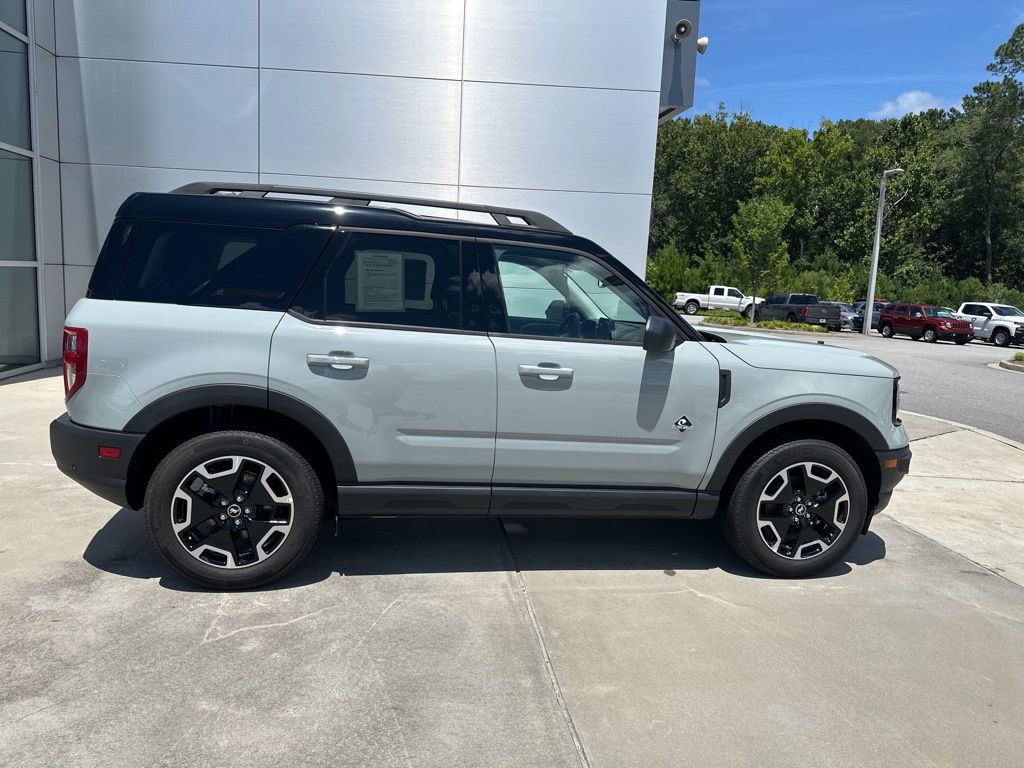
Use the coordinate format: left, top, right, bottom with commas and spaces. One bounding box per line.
957, 302, 1024, 347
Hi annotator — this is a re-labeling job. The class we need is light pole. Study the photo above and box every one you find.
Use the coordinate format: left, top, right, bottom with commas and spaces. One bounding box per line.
862, 168, 904, 337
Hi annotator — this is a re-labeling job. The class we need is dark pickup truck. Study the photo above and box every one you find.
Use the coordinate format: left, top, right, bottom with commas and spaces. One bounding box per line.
756, 293, 843, 331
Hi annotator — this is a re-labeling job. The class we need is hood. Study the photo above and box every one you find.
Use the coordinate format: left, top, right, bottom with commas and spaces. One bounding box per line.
704, 328, 898, 378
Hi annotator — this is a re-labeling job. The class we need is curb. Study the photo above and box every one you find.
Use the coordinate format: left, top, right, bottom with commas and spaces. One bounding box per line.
696, 320, 835, 340
998, 360, 1024, 373
901, 409, 1024, 453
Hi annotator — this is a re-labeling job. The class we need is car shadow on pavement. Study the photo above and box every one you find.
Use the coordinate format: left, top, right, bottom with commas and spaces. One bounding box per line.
83, 509, 887, 592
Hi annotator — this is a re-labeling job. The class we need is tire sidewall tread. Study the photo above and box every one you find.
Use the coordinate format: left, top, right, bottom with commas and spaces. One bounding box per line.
144, 430, 324, 590
723, 440, 868, 578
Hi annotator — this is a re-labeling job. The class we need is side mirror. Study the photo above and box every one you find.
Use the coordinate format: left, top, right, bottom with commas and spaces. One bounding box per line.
643, 315, 679, 353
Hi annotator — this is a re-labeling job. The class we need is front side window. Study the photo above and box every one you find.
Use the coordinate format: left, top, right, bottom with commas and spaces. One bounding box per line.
292, 232, 463, 330
491, 245, 649, 344
993, 305, 1024, 317
727, 288, 743, 299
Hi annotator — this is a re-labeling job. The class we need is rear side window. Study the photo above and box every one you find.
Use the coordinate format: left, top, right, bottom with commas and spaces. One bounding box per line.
291, 232, 463, 330
87, 219, 139, 300
114, 222, 331, 310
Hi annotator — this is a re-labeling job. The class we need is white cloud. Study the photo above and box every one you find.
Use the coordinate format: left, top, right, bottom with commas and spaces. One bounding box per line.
696, 76, 711, 88
870, 90, 950, 119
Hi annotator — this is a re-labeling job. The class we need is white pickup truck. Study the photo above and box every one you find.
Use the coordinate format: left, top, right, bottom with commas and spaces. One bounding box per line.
674, 285, 763, 317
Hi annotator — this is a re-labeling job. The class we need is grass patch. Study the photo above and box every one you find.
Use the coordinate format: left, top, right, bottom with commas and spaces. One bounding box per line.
1013, 351, 1024, 362
698, 313, 828, 333
703, 308, 746, 320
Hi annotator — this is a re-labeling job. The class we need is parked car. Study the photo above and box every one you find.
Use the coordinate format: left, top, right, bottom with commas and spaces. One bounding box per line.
756, 294, 843, 331
878, 304, 974, 344
820, 301, 858, 331
674, 285, 763, 317
851, 301, 888, 332
957, 302, 1024, 347
49, 182, 910, 588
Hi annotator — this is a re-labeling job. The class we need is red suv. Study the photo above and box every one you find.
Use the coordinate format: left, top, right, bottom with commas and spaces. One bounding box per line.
879, 303, 974, 344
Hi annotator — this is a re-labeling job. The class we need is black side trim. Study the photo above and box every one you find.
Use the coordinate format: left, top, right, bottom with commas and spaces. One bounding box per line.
704, 404, 890, 492
50, 414, 143, 508
124, 385, 268, 432
268, 392, 357, 483
491, 486, 698, 517
338, 484, 490, 516
718, 370, 732, 408
123, 385, 357, 483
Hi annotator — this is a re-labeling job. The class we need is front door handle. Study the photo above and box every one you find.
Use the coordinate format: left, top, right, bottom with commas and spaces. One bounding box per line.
307, 353, 370, 371
518, 363, 574, 382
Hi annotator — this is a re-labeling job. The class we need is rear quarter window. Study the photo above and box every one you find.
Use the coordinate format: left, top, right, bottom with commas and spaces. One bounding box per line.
114, 222, 332, 310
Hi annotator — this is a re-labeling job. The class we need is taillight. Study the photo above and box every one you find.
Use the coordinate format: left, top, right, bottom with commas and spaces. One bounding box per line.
63, 326, 89, 401
801, 306, 809, 317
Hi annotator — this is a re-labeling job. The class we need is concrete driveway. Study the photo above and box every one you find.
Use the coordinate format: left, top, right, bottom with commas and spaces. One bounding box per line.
2, 373, 1023, 767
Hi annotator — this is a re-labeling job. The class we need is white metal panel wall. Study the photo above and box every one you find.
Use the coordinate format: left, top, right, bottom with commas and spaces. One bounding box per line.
260, 0, 464, 80
44, 0, 676, 346
54, 0, 258, 67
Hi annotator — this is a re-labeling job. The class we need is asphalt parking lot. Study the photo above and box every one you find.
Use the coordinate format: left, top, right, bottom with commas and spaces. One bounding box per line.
2, 371, 1024, 768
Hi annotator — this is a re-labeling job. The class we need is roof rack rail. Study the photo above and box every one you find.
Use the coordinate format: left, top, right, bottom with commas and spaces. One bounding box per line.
170, 182, 571, 234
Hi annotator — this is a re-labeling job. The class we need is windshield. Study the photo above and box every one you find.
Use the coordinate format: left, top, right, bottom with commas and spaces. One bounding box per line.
925, 307, 953, 318
993, 305, 1024, 317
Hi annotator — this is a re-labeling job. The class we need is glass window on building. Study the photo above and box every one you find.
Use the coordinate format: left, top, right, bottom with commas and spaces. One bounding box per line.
0, 147, 34, 260
0, 267, 39, 374
0, 0, 26, 35
0, 28, 31, 149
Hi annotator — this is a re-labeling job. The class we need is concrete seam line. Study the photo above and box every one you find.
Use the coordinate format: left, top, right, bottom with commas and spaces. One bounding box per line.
901, 410, 1024, 453
496, 519, 592, 768
880, 515, 1022, 591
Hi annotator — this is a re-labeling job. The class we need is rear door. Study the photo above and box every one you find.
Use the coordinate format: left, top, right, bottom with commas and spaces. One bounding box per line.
906, 305, 925, 336
709, 286, 727, 310
483, 242, 720, 495
270, 231, 497, 508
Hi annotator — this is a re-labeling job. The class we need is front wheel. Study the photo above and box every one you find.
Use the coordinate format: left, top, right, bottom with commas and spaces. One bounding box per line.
684, 300, 700, 316
722, 440, 867, 577
923, 328, 937, 343
145, 431, 324, 589
993, 328, 1011, 347
880, 322, 894, 338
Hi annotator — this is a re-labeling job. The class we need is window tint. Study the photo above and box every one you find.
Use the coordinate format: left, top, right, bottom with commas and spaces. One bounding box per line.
993, 305, 1024, 317
492, 245, 648, 344
712, 287, 725, 296
895, 305, 908, 316
292, 232, 463, 330
115, 222, 330, 310
926, 307, 951, 318
88, 219, 139, 300
727, 288, 743, 298
909, 306, 923, 318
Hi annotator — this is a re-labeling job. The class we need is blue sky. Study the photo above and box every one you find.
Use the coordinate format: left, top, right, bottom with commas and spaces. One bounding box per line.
693, 0, 1023, 129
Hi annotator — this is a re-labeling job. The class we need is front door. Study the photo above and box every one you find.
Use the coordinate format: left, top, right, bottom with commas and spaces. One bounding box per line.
483, 242, 720, 493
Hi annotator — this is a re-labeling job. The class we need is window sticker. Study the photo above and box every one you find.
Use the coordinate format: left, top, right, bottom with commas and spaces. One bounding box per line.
356, 250, 404, 312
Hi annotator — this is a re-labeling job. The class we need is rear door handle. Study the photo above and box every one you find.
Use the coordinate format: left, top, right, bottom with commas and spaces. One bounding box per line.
307, 353, 370, 371
518, 363, 574, 381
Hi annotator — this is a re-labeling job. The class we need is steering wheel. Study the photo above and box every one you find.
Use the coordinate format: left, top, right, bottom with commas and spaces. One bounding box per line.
558, 312, 583, 338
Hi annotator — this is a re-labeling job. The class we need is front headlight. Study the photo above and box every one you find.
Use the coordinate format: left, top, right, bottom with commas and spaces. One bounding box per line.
892, 377, 901, 425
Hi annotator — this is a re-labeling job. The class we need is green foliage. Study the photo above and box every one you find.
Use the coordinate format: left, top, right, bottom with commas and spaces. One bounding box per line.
701, 314, 827, 333
648, 24, 1024, 306
1012, 352, 1024, 362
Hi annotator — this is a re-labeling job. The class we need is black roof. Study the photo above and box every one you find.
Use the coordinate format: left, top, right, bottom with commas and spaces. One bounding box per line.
116, 182, 605, 254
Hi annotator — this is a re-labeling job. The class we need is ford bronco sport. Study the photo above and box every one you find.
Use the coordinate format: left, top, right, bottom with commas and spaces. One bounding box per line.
50, 183, 911, 589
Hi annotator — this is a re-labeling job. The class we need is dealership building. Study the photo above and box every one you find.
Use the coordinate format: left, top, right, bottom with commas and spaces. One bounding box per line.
0, 0, 702, 379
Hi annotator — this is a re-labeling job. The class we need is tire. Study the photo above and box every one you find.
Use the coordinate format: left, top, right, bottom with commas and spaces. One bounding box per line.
722, 440, 868, 578
786, 313, 797, 323
923, 328, 937, 343
955, 339, 969, 346
880, 322, 894, 338
993, 328, 1011, 347
144, 430, 324, 590
743, 304, 755, 319
753, 310, 761, 322
684, 300, 700, 316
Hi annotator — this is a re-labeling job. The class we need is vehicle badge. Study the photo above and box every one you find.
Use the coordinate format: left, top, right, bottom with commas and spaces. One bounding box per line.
674, 415, 693, 433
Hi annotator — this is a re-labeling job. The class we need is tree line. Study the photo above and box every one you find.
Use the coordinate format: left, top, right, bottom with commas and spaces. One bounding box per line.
647, 24, 1024, 310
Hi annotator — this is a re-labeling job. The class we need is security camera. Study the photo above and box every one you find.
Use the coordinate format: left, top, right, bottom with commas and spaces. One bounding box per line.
697, 36, 710, 55
671, 19, 692, 44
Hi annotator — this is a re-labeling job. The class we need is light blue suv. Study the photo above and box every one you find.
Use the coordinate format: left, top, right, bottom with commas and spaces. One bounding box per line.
50, 183, 911, 589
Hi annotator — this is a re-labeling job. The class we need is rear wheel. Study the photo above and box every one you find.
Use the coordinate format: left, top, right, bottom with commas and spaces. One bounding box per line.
722, 440, 867, 577
880, 322, 894, 338
786, 313, 797, 323
145, 431, 324, 590
684, 300, 700, 316
923, 328, 937, 343
993, 328, 1011, 347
